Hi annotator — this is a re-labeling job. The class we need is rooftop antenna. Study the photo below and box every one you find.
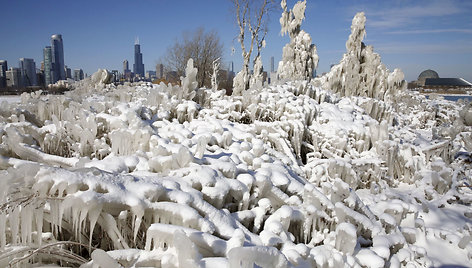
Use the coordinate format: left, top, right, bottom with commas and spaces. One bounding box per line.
135, 36, 139, 45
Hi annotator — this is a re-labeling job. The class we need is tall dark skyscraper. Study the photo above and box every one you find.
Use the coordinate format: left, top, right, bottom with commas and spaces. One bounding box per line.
270, 56, 275, 73
133, 38, 144, 77
43, 46, 54, 86
51, 34, 65, 81
19, 58, 37, 86
0, 60, 7, 89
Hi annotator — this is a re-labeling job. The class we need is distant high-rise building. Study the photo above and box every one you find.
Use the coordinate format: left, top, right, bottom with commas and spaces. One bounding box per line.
51, 34, 65, 81
156, 64, 164, 79
146, 70, 156, 80
6, 68, 22, 88
0, 60, 7, 89
111, 70, 119, 82
270, 56, 275, 73
65, 66, 72, 79
133, 38, 145, 77
123, 60, 129, 73
19, 58, 38, 87
43, 46, 54, 86
73, 69, 84, 81
36, 72, 45, 87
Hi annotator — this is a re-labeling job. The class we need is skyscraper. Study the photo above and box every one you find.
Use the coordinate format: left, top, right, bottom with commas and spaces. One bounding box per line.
19, 58, 37, 87
156, 63, 164, 79
51, 34, 65, 81
133, 38, 144, 77
0, 60, 7, 89
65, 66, 72, 79
73, 69, 84, 81
270, 56, 275, 73
6, 68, 22, 88
123, 60, 129, 73
43, 46, 54, 86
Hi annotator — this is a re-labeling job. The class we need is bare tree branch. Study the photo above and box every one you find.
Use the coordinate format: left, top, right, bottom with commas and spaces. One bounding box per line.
230, 0, 277, 93
164, 28, 223, 88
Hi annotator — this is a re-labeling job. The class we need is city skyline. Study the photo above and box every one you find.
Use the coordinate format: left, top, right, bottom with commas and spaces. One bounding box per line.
0, 0, 471, 82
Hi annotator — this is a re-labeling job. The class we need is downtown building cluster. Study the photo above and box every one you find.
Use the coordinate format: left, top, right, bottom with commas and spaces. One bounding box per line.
0, 34, 84, 93
117, 39, 236, 88
116, 39, 167, 83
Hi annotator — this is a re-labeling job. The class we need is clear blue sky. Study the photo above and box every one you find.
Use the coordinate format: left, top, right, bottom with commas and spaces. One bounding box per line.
1, 0, 471, 82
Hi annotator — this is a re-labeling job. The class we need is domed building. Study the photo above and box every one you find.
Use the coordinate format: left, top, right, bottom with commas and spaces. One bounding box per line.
417, 69, 439, 86
413, 69, 472, 93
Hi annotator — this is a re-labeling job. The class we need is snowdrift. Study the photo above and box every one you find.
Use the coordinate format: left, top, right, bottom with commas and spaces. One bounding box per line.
1, 11, 472, 268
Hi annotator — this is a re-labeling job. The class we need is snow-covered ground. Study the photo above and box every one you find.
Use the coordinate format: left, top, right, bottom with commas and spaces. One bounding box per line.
0, 72, 471, 268
1, 10, 472, 268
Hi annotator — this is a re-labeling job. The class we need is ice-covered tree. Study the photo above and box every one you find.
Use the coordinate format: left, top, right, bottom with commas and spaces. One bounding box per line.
319, 12, 406, 101
211, 58, 220, 90
230, 0, 277, 95
249, 55, 264, 89
180, 58, 198, 100
277, 0, 319, 81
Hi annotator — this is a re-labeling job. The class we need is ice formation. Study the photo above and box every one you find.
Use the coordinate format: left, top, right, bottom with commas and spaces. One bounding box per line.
211, 58, 220, 90
278, 0, 319, 81
316, 12, 406, 102
249, 55, 264, 90
0, 12, 471, 268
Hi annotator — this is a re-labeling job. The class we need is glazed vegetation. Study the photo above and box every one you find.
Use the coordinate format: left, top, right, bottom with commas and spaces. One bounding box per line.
1, 3, 472, 268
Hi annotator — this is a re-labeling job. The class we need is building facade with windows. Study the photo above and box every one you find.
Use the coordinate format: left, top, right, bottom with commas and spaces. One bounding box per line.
74, 69, 84, 81
133, 39, 144, 77
6, 68, 22, 88
19, 58, 37, 87
51, 34, 65, 81
0, 60, 7, 89
43, 46, 54, 86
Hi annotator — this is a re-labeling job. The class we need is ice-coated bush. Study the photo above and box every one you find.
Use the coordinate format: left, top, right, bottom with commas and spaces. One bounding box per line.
278, 0, 319, 81
318, 12, 406, 102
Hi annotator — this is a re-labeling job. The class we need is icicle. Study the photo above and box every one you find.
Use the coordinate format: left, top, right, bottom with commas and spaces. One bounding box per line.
10, 206, 20, 245
78, 206, 88, 244
58, 200, 66, 233
71, 202, 81, 241
35, 207, 44, 246
88, 204, 103, 250
132, 209, 144, 243
20, 205, 33, 244
0, 213, 6, 249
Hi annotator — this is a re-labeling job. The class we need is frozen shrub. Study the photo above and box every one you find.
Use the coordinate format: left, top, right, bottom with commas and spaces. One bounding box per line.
180, 58, 198, 101
318, 12, 406, 101
278, 0, 318, 81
